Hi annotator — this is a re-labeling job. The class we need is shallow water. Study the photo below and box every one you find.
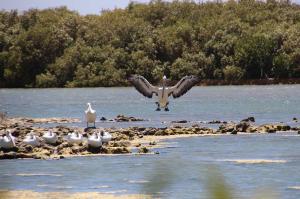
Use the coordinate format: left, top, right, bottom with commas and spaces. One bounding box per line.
0, 85, 300, 199
0, 85, 300, 127
0, 133, 300, 199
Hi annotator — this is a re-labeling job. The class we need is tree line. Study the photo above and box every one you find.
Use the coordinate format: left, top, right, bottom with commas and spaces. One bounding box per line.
1, 0, 300, 88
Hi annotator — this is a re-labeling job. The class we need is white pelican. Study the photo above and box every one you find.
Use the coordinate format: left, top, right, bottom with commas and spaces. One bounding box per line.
129, 75, 199, 111
100, 131, 112, 143
66, 131, 83, 145
85, 102, 96, 128
23, 131, 40, 147
87, 132, 102, 148
42, 130, 58, 144
0, 130, 16, 149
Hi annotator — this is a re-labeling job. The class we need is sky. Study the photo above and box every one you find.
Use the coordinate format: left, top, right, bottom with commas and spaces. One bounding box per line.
0, 0, 168, 15
1, 0, 299, 15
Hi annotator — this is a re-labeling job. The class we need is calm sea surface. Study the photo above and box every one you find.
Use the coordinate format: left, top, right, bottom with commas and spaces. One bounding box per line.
0, 85, 300, 198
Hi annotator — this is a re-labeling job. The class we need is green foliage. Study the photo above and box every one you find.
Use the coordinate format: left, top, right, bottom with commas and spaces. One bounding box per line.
223, 65, 245, 81
272, 53, 292, 78
1, 1, 300, 87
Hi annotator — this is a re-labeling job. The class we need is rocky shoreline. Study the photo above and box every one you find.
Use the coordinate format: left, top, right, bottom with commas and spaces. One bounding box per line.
0, 116, 299, 160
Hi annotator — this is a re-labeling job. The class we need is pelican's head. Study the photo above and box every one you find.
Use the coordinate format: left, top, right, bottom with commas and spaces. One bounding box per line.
162, 75, 167, 85
5, 130, 11, 136
87, 102, 91, 107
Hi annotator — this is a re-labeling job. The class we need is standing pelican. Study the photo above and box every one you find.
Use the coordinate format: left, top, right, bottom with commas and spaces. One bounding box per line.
85, 102, 96, 128
129, 75, 200, 111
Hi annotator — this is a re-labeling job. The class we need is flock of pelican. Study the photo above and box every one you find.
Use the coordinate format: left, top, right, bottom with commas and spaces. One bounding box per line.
0, 75, 199, 150
0, 103, 111, 149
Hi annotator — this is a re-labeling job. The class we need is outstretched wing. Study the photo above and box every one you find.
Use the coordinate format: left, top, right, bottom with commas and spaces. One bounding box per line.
168, 75, 200, 98
128, 75, 158, 98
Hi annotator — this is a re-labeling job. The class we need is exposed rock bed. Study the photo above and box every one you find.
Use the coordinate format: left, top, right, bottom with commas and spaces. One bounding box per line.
0, 117, 299, 160
114, 115, 145, 122
216, 122, 295, 134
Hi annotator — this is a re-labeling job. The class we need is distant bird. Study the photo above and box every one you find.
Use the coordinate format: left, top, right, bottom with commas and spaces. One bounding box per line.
66, 131, 83, 145
129, 75, 200, 111
42, 130, 58, 144
23, 131, 40, 147
100, 131, 112, 143
85, 102, 96, 128
0, 130, 16, 149
87, 132, 102, 148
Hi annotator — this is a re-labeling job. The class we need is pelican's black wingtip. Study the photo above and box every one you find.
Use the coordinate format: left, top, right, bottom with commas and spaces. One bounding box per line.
127, 74, 136, 81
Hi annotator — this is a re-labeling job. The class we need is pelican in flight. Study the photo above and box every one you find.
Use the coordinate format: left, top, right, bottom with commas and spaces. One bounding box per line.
85, 102, 96, 128
129, 75, 200, 111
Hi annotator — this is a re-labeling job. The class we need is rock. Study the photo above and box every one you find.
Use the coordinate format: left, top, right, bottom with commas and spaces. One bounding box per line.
109, 141, 131, 147
276, 125, 291, 131
149, 141, 157, 146
135, 143, 141, 147
154, 129, 166, 136
109, 147, 131, 154
100, 117, 107, 121
87, 146, 101, 154
231, 130, 238, 134
267, 129, 276, 133
298, 131, 300, 134
293, 117, 298, 122
171, 120, 188, 123
208, 120, 227, 124
0, 152, 33, 159
218, 123, 235, 133
256, 124, 290, 133
235, 122, 250, 132
142, 128, 157, 135
58, 147, 73, 155
71, 145, 87, 154
114, 115, 144, 122
138, 147, 149, 153
241, 117, 255, 123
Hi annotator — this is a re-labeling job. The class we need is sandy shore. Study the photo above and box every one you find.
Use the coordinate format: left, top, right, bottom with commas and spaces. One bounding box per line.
0, 190, 150, 199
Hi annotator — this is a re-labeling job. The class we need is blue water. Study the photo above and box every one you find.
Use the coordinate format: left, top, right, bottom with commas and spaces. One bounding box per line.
0, 85, 299, 127
0, 85, 300, 199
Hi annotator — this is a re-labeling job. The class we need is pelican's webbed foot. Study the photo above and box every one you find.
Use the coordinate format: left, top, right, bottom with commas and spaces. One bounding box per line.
164, 102, 169, 111
155, 102, 161, 111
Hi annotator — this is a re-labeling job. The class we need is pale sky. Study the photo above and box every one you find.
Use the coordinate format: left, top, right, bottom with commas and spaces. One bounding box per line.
1, 0, 299, 15
0, 0, 167, 15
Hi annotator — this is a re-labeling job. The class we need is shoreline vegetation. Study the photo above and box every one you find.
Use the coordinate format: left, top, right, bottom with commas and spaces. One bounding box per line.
1, 1, 300, 88
0, 115, 299, 160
